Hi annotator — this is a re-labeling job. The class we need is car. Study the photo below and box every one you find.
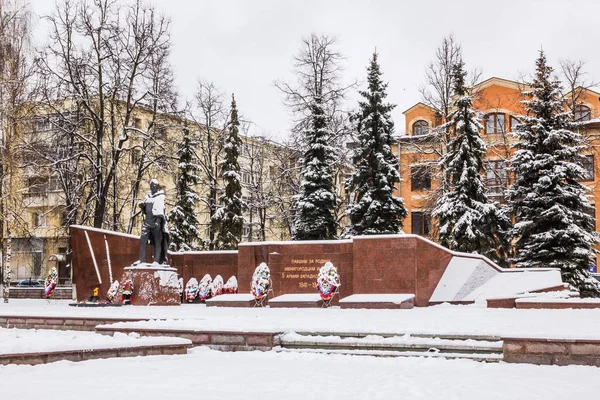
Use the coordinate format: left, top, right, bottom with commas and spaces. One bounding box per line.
15, 278, 45, 287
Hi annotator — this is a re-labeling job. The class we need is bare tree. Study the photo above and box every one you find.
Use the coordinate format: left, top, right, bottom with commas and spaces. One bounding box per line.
275, 33, 354, 239
0, 0, 33, 286
239, 128, 281, 242
419, 34, 482, 121
267, 138, 301, 239
36, 0, 173, 230
125, 19, 178, 233
560, 59, 599, 118
187, 80, 229, 249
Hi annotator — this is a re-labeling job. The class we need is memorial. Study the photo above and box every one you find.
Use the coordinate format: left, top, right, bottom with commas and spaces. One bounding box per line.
120, 178, 179, 306
71, 221, 566, 307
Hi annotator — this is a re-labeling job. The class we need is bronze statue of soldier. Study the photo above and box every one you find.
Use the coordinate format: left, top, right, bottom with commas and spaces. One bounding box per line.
134, 179, 170, 266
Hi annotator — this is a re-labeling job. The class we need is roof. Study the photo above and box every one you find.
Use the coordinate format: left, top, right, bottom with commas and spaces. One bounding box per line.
563, 86, 600, 99
472, 77, 527, 91
402, 102, 437, 115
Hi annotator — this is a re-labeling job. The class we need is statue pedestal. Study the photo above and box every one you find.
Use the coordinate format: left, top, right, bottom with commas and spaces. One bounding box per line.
122, 264, 180, 306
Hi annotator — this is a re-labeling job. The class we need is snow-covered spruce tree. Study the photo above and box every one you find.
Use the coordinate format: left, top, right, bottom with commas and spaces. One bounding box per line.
293, 98, 337, 240
169, 124, 201, 251
346, 52, 407, 235
507, 51, 600, 296
276, 34, 349, 241
432, 61, 511, 265
212, 95, 245, 250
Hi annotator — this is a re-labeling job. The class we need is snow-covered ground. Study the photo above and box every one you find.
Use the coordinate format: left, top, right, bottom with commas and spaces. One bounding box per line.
1, 346, 599, 400
2, 300, 600, 398
2, 299, 600, 339
0, 328, 190, 355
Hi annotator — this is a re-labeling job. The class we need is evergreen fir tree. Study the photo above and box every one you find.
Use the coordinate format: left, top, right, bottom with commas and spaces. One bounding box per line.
346, 51, 407, 235
292, 96, 337, 240
212, 94, 245, 250
507, 51, 600, 296
169, 124, 201, 251
432, 60, 511, 265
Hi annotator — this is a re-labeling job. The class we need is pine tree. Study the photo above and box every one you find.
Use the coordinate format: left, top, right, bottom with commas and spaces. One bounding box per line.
346, 51, 407, 235
432, 60, 511, 265
169, 124, 201, 251
292, 96, 337, 240
212, 95, 245, 249
507, 51, 600, 296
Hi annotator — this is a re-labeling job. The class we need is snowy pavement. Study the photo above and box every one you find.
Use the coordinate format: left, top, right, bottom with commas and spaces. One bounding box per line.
0, 328, 190, 355
1, 346, 599, 400
2, 299, 600, 339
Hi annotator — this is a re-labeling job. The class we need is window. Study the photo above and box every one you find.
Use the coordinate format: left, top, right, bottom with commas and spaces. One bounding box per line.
411, 166, 431, 191
584, 204, 596, 235
154, 125, 167, 139
484, 113, 505, 134
581, 155, 595, 181
133, 117, 142, 129
509, 116, 520, 132
346, 141, 359, 150
33, 119, 52, 132
411, 212, 430, 236
574, 105, 591, 122
412, 120, 429, 136
485, 160, 507, 201
242, 224, 250, 238
28, 177, 49, 196
130, 148, 142, 165
241, 171, 252, 185
61, 211, 69, 227
32, 212, 48, 228
589, 260, 597, 273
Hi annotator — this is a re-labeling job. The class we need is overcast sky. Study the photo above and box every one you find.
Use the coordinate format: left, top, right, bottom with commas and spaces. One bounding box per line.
29, 0, 600, 140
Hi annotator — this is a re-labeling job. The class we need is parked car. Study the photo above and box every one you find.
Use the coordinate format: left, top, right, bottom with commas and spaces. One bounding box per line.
15, 278, 45, 287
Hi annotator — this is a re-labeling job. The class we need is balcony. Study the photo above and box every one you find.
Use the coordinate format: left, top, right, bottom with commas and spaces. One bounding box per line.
22, 191, 66, 208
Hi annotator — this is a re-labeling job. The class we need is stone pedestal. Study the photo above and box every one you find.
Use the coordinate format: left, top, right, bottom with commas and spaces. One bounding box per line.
122, 264, 180, 306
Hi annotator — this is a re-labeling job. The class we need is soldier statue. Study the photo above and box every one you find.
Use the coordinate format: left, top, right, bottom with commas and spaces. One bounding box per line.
134, 179, 170, 266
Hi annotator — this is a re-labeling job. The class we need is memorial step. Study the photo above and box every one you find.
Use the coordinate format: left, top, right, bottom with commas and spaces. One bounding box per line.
277, 347, 503, 362
278, 332, 503, 356
295, 331, 502, 342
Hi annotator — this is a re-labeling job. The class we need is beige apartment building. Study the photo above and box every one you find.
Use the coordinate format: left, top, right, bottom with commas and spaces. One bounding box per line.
5, 102, 296, 283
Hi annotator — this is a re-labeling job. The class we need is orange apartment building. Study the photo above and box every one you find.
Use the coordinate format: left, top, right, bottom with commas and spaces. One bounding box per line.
396, 77, 600, 270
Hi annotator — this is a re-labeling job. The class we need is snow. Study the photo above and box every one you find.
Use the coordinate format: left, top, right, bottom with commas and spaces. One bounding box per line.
280, 332, 502, 349
1, 346, 599, 399
515, 297, 600, 304
5, 299, 600, 340
238, 238, 353, 246
339, 294, 415, 304
125, 265, 177, 271
430, 257, 495, 302
182, 250, 238, 255
270, 294, 322, 302
0, 327, 190, 355
463, 270, 563, 301
430, 256, 562, 303
154, 270, 179, 288
205, 293, 254, 302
